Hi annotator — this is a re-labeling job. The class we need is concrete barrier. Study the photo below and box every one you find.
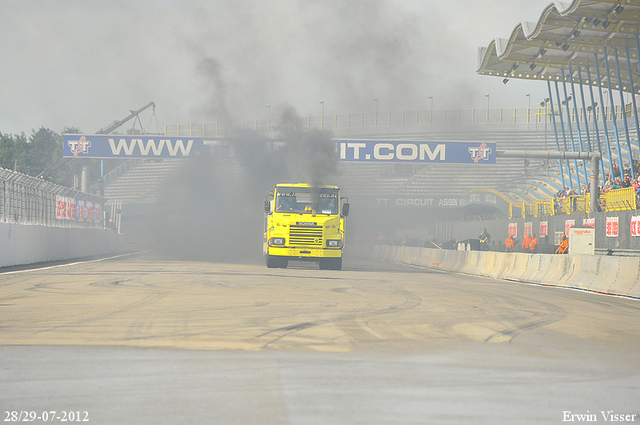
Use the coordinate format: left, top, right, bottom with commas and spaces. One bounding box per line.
0, 223, 124, 268
371, 245, 640, 299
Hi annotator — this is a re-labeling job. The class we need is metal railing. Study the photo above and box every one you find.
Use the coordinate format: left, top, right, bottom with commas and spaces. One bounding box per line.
510, 186, 637, 218
0, 168, 107, 228
103, 159, 141, 187
164, 103, 636, 137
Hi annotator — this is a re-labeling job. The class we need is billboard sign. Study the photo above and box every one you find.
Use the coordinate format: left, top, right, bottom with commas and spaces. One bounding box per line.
63, 134, 206, 159
337, 140, 496, 164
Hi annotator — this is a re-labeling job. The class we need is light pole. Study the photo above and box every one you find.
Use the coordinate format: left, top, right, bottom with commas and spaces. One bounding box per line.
428, 96, 433, 110
214, 107, 219, 136
485, 94, 490, 122
320, 100, 324, 129
541, 98, 550, 148
266, 104, 271, 132
373, 98, 378, 126
526, 93, 531, 127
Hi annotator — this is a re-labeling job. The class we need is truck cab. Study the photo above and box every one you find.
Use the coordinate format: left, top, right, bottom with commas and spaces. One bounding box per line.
264, 183, 349, 270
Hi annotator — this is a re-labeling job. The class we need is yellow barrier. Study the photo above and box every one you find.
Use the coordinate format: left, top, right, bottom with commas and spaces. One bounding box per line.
600, 187, 637, 211
514, 187, 637, 218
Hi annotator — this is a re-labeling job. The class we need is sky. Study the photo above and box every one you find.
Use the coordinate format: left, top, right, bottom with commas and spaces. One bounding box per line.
0, 0, 554, 136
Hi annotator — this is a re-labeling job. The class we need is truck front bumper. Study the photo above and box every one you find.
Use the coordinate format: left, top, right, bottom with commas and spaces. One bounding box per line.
267, 246, 342, 260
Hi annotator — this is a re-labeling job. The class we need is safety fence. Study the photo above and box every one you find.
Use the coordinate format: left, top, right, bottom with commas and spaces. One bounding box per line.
0, 168, 107, 228
510, 186, 637, 218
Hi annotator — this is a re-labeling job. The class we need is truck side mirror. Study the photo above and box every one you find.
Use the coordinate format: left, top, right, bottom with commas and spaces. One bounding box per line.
342, 203, 350, 217
264, 200, 271, 214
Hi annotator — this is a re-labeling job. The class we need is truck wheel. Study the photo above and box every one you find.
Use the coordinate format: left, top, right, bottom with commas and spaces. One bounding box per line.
331, 258, 342, 270
266, 255, 278, 268
320, 258, 342, 270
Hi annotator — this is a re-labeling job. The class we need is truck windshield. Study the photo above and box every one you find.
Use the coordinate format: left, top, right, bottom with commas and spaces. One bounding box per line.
275, 187, 339, 215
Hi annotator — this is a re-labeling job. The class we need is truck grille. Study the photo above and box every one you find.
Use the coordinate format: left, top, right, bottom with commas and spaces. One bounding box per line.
289, 225, 323, 246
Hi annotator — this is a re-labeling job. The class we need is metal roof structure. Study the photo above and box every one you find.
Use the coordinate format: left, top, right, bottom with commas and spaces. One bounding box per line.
477, 0, 640, 92
477, 0, 640, 195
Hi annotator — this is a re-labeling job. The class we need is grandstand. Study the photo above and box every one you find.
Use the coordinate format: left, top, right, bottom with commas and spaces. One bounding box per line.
101, 107, 638, 221
102, 0, 640, 229
104, 159, 183, 204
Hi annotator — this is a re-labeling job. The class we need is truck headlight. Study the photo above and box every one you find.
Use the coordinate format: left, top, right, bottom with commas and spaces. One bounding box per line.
269, 237, 285, 246
326, 239, 343, 248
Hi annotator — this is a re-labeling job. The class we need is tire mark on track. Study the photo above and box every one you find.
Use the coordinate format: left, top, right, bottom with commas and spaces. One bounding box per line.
482, 294, 567, 344
253, 284, 423, 348
28, 292, 168, 336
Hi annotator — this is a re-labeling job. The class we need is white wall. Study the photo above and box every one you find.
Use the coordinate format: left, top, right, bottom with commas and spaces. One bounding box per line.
0, 223, 124, 268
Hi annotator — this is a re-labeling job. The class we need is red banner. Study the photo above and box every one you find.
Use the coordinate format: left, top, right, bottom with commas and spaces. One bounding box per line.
606, 216, 619, 237
524, 222, 532, 236
539, 221, 548, 237
565, 219, 575, 236
631, 216, 640, 237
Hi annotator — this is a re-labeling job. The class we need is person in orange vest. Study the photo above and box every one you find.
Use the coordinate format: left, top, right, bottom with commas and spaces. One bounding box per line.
522, 232, 531, 252
529, 233, 538, 253
556, 234, 569, 254
505, 235, 515, 252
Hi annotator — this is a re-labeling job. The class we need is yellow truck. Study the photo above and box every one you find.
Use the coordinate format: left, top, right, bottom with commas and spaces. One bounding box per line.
264, 183, 349, 270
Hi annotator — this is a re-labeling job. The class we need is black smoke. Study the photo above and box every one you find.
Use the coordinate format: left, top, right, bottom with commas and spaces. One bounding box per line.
134, 108, 339, 263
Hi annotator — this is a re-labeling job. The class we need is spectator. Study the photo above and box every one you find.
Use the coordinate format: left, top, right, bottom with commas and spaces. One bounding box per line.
529, 233, 538, 253
556, 234, 569, 254
505, 235, 515, 252
479, 228, 490, 251
553, 196, 561, 215
522, 232, 531, 252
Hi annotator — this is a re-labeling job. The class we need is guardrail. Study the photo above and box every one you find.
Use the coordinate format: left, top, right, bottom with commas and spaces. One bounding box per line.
371, 245, 640, 299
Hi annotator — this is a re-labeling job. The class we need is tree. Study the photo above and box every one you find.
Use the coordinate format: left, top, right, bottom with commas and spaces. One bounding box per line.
16, 127, 61, 177
0, 132, 26, 171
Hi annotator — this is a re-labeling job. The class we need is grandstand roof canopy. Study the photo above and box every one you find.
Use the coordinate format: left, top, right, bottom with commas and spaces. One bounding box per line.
477, 0, 640, 94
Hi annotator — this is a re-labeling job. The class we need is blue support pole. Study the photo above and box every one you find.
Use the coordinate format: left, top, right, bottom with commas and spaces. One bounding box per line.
614, 47, 635, 179
569, 65, 589, 188
634, 34, 640, 137
554, 80, 573, 189
547, 80, 566, 190
627, 44, 640, 177
576, 66, 593, 152
561, 69, 581, 189
594, 53, 615, 182
585, 65, 607, 177
603, 46, 626, 179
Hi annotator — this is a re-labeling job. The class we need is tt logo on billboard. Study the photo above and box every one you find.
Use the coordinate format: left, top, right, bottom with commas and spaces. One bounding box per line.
468, 143, 492, 163
68, 136, 92, 156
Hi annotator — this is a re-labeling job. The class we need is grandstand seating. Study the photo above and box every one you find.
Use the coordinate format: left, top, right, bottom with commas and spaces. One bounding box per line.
104, 159, 183, 203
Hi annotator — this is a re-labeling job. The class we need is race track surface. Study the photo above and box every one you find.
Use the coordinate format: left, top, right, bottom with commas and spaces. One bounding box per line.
1, 253, 639, 424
